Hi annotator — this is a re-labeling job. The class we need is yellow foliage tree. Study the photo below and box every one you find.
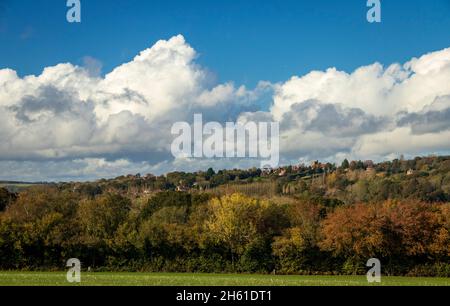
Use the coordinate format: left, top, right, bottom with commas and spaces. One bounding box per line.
206, 193, 268, 265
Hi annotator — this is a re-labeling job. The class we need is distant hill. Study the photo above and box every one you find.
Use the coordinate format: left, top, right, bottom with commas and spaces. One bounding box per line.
53, 155, 450, 204
0, 181, 49, 193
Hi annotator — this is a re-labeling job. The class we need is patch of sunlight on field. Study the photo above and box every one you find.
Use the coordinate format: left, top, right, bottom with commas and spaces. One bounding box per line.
0, 272, 449, 286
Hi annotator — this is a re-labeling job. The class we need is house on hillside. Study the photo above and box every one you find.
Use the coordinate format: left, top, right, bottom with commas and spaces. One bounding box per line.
176, 186, 189, 192
261, 167, 273, 176
364, 160, 374, 168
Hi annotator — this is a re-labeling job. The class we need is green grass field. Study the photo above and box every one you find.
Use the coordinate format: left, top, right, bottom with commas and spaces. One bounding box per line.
0, 272, 449, 286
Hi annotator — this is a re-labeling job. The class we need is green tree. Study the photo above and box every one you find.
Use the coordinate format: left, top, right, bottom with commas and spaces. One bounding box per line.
341, 159, 350, 169
206, 168, 216, 180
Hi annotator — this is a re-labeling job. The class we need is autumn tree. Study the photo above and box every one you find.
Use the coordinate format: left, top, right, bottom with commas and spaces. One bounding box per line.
206, 193, 268, 266
77, 193, 131, 241
429, 204, 450, 258
0, 186, 79, 267
319, 203, 395, 259
272, 201, 324, 272
77, 194, 131, 266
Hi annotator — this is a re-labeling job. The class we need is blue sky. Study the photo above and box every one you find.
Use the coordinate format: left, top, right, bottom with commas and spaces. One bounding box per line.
1, 0, 450, 181
1, 0, 450, 87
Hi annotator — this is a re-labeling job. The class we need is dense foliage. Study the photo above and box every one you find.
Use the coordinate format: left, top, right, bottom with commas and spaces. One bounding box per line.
0, 156, 449, 276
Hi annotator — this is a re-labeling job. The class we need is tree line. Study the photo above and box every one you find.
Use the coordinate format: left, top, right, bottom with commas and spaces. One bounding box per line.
0, 187, 448, 276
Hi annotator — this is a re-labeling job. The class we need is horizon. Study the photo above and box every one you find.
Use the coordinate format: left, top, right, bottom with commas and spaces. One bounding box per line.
1, 153, 448, 184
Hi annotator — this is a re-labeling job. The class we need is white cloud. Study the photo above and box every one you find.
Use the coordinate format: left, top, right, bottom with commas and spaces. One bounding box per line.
0, 35, 450, 181
0, 35, 259, 166
268, 46, 450, 163
352, 128, 450, 159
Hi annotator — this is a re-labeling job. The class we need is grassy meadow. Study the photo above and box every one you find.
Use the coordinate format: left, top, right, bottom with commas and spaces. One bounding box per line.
0, 272, 449, 286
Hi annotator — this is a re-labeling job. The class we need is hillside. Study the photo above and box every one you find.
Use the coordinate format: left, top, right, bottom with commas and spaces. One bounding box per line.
53, 155, 450, 204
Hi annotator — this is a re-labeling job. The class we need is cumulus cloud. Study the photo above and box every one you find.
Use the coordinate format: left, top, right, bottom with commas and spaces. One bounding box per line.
270, 48, 450, 119
0, 35, 450, 181
0, 35, 261, 166
266, 47, 450, 163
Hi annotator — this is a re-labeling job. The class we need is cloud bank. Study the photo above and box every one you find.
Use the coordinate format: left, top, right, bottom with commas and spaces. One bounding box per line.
1, 35, 450, 181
